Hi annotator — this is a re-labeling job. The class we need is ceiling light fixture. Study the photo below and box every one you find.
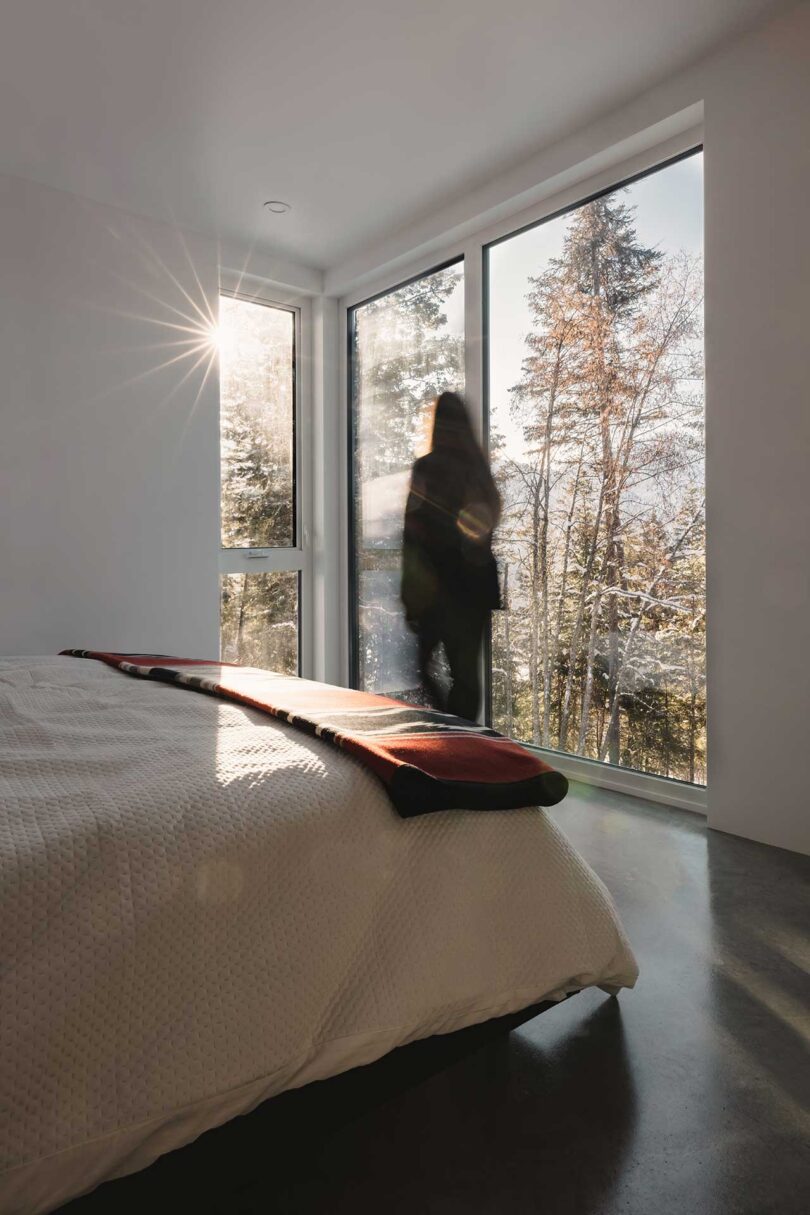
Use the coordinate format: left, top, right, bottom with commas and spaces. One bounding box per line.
264, 200, 291, 214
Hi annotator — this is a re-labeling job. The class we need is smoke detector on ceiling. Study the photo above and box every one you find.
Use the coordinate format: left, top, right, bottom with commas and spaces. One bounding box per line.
264, 200, 291, 214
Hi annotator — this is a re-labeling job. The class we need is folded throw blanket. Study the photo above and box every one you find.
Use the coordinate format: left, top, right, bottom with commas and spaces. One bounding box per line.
61, 651, 568, 817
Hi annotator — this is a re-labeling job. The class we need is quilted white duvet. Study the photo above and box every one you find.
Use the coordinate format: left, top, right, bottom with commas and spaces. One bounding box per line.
0, 656, 638, 1214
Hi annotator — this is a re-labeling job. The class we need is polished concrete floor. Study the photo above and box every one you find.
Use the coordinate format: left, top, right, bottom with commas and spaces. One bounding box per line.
62, 788, 810, 1215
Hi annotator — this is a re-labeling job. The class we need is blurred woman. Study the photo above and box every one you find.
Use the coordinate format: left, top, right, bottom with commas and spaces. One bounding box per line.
401, 391, 501, 721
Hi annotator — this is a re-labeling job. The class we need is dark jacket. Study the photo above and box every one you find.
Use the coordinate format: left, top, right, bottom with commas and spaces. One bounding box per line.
401, 449, 501, 625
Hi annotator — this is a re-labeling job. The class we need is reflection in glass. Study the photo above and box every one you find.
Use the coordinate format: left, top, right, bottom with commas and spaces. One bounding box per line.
488, 152, 705, 783
220, 572, 298, 674
219, 295, 295, 549
351, 262, 465, 694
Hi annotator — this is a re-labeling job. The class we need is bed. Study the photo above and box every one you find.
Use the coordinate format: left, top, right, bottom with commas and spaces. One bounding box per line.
0, 656, 638, 1214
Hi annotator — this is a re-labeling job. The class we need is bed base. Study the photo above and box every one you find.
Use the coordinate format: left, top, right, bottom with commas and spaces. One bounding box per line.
58, 994, 577, 1212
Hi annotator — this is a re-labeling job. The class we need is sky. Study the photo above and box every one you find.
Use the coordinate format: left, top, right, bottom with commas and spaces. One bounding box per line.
487, 151, 704, 436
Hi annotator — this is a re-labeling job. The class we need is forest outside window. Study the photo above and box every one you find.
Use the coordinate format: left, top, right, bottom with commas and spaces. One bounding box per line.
218, 292, 300, 674
486, 150, 705, 784
350, 260, 465, 694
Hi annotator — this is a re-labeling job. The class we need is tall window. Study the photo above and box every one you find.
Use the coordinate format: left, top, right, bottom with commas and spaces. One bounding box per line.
218, 292, 300, 674
487, 151, 705, 783
350, 261, 465, 693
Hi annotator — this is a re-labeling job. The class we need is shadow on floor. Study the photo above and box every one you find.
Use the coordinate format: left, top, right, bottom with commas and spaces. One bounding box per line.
60, 995, 637, 1215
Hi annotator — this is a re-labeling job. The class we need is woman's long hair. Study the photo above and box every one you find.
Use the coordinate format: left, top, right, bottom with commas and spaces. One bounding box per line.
430, 392, 501, 529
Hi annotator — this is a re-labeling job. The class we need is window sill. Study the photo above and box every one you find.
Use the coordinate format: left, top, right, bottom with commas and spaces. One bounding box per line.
524, 744, 707, 815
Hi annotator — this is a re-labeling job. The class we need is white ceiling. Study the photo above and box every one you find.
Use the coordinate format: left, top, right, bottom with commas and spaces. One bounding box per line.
0, 0, 787, 272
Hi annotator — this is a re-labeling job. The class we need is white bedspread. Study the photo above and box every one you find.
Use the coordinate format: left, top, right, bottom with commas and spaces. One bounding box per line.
0, 657, 638, 1214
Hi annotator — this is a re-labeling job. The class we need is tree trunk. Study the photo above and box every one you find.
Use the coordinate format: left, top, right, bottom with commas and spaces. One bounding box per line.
538, 360, 559, 747
550, 454, 583, 745
559, 479, 606, 750
502, 563, 514, 738
235, 575, 248, 662
688, 667, 698, 784
598, 358, 623, 767
577, 581, 603, 754
604, 541, 621, 763
530, 484, 542, 745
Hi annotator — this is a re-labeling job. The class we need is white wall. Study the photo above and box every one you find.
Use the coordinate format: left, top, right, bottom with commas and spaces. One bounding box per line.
702, 6, 810, 856
0, 174, 318, 658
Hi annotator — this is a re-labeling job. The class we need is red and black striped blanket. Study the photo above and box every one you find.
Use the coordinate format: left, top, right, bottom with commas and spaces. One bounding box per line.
61, 651, 568, 817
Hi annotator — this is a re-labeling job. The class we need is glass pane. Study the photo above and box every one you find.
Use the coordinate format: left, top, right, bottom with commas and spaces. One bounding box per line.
219, 295, 295, 549
351, 262, 465, 694
488, 152, 705, 784
220, 571, 298, 674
